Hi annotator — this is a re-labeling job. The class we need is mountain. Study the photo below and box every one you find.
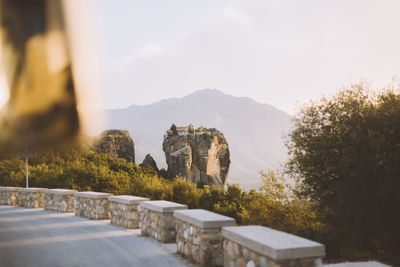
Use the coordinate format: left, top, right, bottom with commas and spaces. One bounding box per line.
104, 89, 292, 189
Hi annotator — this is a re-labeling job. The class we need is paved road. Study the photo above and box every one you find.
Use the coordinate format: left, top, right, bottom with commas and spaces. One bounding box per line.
0, 206, 193, 267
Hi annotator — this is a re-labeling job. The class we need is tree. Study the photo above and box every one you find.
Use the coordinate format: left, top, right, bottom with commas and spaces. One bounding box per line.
285, 81, 400, 265
170, 124, 178, 135
188, 125, 194, 134
202, 129, 210, 139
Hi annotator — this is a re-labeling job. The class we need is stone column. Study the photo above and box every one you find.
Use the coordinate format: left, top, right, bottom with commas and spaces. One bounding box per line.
18, 188, 46, 208
108, 195, 149, 228
44, 189, 76, 212
174, 209, 236, 267
0, 187, 20, 206
222, 226, 325, 267
74, 191, 113, 220
139, 200, 187, 243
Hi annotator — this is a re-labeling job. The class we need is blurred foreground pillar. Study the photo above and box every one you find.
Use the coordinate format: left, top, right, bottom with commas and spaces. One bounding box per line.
0, 0, 79, 155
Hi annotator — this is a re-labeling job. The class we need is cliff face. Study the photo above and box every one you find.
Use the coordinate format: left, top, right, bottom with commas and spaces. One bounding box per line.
162, 128, 230, 186
95, 130, 135, 162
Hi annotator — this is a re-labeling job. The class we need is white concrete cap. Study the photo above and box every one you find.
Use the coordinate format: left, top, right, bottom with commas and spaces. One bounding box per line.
18, 188, 46, 192
74, 191, 113, 199
108, 195, 149, 204
222, 226, 325, 260
44, 189, 77, 195
0, 187, 20, 191
174, 209, 235, 228
140, 200, 187, 213
323, 262, 391, 267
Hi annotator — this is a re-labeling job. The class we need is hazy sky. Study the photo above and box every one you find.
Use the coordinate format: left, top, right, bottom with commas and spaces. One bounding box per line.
95, 0, 400, 114
6, 0, 399, 115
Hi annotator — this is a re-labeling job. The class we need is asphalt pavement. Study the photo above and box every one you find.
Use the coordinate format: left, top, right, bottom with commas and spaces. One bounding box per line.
0, 205, 193, 267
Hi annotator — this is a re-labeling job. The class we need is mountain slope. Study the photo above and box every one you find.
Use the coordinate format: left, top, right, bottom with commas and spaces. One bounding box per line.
105, 89, 292, 189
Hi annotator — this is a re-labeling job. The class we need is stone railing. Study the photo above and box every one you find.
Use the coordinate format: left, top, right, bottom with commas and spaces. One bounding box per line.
222, 225, 325, 267
18, 187, 46, 208
174, 209, 236, 267
0, 186, 391, 267
44, 189, 76, 212
74, 191, 113, 220
0, 187, 20, 206
139, 200, 187, 243
324, 262, 389, 267
108, 195, 149, 228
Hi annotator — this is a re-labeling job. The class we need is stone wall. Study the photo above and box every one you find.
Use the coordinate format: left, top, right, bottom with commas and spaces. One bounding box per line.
174, 209, 235, 267
18, 188, 46, 208
0, 186, 391, 266
0, 187, 20, 206
222, 226, 325, 267
109, 195, 149, 228
324, 262, 390, 267
44, 189, 76, 212
74, 191, 113, 220
139, 200, 187, 243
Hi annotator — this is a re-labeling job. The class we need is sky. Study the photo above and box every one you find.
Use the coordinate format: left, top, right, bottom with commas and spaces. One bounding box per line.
2, 0, 400, 114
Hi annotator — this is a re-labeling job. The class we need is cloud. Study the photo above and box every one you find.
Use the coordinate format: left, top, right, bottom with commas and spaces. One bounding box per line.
223, 4, 250, 24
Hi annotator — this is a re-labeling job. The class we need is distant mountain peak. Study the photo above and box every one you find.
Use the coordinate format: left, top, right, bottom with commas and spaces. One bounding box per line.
193, 88, 220, 93
189, 88, 227, 96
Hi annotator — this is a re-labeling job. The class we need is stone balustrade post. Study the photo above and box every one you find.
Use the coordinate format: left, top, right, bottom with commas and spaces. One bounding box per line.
74, 191, 113, 220
44, 189, 76, 212
108, 195, 149, 228
222, 226, 325, 267
0, 187, 20, 206
174, 209, 236, 267
18, 188, 46, 208
139, 200, 187, 243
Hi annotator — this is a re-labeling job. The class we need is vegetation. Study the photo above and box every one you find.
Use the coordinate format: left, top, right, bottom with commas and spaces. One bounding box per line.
0, 142, 319, 239
170, 123, 178, 135
188, 126, 194, 134
196, 126, 207, 133
286, 81, 400, 265
201, 129, 211, 139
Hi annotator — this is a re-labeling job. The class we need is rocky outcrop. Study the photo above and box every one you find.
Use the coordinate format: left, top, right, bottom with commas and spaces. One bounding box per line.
94, 130, 135, 163
162, 127, 230, 186
140, 154, 158, 171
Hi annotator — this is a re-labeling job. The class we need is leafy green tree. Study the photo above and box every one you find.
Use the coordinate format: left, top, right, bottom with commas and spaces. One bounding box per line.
202, 129, 210, 139
170, 124, 178, 135
188, 128, 194, 134
170, 178, 201, 208
286, 81, 400, 265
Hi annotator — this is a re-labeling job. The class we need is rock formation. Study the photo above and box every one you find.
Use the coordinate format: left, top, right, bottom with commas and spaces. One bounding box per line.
94, 130, 135, 162
140, 154, 158, 171
162, 126, 230, 186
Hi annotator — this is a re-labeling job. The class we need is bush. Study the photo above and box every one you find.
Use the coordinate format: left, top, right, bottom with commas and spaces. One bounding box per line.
286, 81, 400, 265
202, 129, 210, 139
